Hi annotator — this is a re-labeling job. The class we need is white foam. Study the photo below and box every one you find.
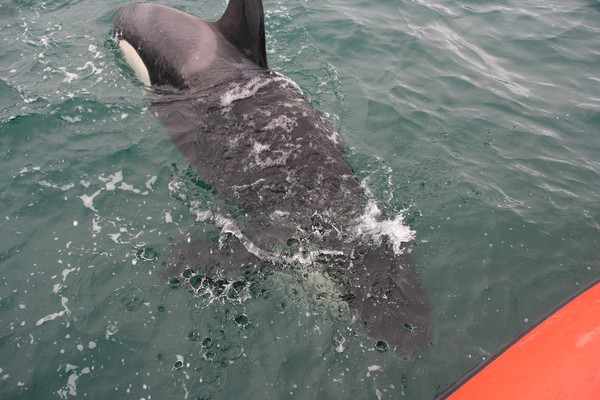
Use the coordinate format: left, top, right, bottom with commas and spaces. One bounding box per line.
287, 248, 345, 266
35, 296, 70, 326
271, 71, 304, 95
352, 199, 415, 255
366, 365, 383, 377
81, 172, 150, 215
56, 364, 90, 399
214, 215, 276, 261
76, 61, 102, 75
118, 182, 147, 195
99, 171, 123, 191
62, 115, 81, 123
38, 180, 75, 191
264, 115, 298, 133
220, 73, 303, 108
185, 205, 346, 268
220, 76, 270, 107
107, 226, 143, 245
79, 189, 102, 212
270, 210, 290, 221
88, 43, 101, 59
59, 68, 80, 83
61, 267, 76, 282
105, 323, 119, 340
91, 216, 101, 234
250, 141, 271, 157
231, 178, 266, 192
145, 176, 157, 190
246, 139, 299, 170
334, 335, 347, 353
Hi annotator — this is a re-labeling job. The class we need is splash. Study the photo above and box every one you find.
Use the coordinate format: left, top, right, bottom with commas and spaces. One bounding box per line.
352, 199, 415, 255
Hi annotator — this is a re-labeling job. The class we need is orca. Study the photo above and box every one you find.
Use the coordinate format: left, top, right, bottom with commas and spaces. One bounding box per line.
114, 0, 429, 352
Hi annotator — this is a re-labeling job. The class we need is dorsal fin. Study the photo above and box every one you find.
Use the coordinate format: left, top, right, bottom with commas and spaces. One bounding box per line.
216, 0, 269, 69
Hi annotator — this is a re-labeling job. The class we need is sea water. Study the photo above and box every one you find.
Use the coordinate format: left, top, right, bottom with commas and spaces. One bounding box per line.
0, 0, 599, 399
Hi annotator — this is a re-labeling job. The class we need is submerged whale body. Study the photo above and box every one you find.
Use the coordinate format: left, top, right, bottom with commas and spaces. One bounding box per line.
114, 0, 429, 352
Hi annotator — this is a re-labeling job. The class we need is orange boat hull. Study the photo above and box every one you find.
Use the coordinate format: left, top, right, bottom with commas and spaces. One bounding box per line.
441, 279, 600, 399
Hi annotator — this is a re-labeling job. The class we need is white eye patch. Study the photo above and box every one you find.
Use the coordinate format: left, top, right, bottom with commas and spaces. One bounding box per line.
119, 39, 151, 86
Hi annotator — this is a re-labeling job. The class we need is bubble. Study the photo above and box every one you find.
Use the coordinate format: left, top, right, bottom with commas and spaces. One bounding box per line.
187, 331, 201, 342
375, 340, 388, 352
214, 279, 229, 296
229, 281, 246, 297
174, 355, 185, 370
316, 292, 328, 300
189, 275, 203, 288
135, 247, 158, 261
334, 335, 346, 353
234, 314, 249, 327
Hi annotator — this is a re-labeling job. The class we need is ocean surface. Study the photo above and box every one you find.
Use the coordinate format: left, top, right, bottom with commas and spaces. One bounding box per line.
1, 0, 599, 399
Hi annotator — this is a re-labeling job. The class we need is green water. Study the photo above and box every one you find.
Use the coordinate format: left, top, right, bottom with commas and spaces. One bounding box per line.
1, 0, 599, 398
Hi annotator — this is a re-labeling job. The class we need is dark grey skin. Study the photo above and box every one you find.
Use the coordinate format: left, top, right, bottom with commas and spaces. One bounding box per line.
114, 0, 429, 352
